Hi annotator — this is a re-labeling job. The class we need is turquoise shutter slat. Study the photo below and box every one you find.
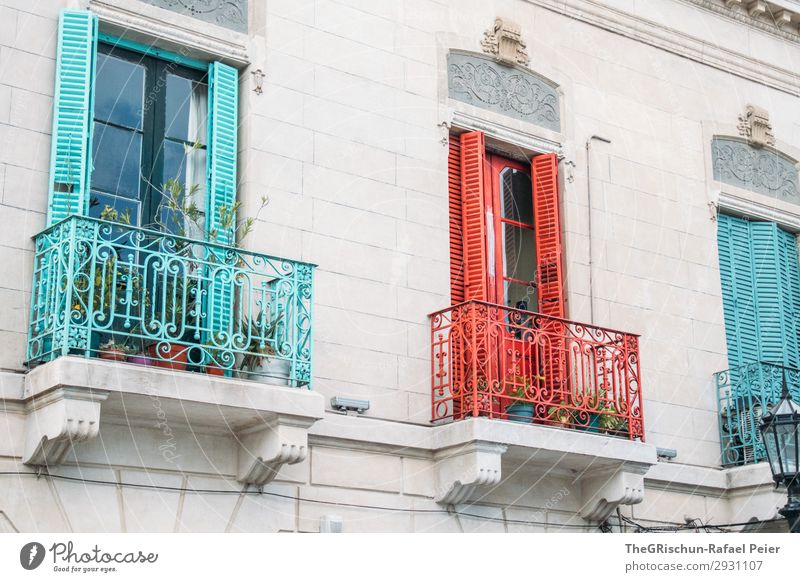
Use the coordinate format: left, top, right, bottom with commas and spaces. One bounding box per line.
206, 62, 239, 245
47, 9, 98, 226
717, 214, 760, 374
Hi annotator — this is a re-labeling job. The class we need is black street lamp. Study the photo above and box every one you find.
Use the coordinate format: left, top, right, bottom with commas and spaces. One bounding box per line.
759, 375, 800, 533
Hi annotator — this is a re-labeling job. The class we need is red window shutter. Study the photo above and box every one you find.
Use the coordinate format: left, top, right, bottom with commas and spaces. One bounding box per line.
448, 136, 465, 304
532, 153, 565, 318
460, 131, 489, 302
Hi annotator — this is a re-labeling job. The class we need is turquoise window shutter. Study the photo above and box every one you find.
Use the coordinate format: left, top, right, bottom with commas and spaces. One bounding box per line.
717, 214, 760, 373
206, 62, 239, 245
205, 62, 239, 343
751, 222, 786, 366
47, 9, 98, 226
718, 215, 800, 372
773, 227, 800, 368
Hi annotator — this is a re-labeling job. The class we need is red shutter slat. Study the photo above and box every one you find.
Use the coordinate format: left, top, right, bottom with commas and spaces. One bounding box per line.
448, 136, 465, 305
532, 153, 565, 318
460, 131, 489, 302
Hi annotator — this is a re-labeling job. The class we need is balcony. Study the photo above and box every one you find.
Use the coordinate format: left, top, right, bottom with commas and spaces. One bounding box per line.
716, 362, 800, 467
430, 300, 644, 440
25, 215, 314, 386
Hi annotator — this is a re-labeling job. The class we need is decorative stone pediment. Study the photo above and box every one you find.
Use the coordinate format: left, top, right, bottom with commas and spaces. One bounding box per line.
138, 0, 248, 32
712, 137, 800, 203
737, 104, 775, 147
447, 51, 561, 132
481, 17, 529, 66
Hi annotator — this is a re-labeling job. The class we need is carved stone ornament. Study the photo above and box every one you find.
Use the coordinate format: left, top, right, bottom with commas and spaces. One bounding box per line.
737, 104, 775, 148
448, 52, 561, 132
712, 137, 800, 203
481, 17, 529, 66
237, 417, 315, 486
139, 0, 248, 33
579, 466, 647, 522
434, 441, 508, 505
23, 387, 109, 467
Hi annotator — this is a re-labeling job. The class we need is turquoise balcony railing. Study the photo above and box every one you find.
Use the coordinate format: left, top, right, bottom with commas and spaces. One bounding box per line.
26, 215, 314, 386
716, 362, 800, 466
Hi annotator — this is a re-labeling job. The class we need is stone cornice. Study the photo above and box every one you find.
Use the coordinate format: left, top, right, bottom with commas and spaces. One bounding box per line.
524, 0, 800, 97
88, 0, 250, 67
679, 0, 800, 41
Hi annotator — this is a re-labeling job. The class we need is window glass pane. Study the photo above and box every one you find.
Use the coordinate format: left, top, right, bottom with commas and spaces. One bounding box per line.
94, 53, 145, 129
91, 123, 142, 200
89, 191, 140, 227
500, 168, 533, 225
502, 222, 536, 286
159, 140, 206, 237
165, 74, 208, 144
504, 280, 536, 312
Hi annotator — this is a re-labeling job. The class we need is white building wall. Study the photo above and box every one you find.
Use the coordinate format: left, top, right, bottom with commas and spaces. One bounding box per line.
0, 0, 798, 531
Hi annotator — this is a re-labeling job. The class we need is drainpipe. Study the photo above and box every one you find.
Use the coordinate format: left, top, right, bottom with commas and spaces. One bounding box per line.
585, 135, 611, 325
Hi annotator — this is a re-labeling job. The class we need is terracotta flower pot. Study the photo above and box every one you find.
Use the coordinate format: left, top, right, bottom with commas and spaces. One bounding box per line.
205, 365, 226, 376
146, 343, 189, 371
99, 348, 128, 362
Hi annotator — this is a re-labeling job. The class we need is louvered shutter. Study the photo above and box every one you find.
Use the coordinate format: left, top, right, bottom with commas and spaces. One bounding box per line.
448, 136, 465, 304
532, 153, 565, 318
717, 215, 761, 375
751, 222, 800, 368
205, 62, 239, 345
460, 131, 489, 301
777, 228, 800, 369
206, 62, 239, 245
47, 9, 98, 225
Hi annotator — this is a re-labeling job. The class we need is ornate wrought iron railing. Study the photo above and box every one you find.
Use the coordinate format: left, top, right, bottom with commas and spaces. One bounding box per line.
430, 300, 644, 440
26, 215, 314, 386
716, 362, 800, 466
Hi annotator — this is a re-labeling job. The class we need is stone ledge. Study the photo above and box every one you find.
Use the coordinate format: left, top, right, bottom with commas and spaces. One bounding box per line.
89, 0, 250, 67
22, 357, 325, 485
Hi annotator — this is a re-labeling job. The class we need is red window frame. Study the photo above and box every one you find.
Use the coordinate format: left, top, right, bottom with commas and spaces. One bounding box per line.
487, 153, 536, 309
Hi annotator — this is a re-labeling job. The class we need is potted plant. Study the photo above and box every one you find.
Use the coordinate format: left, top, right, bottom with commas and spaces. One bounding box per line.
504, 376, 535, 423
98, 339, 129, 362
545, 400, 574, 428
204, 332, 232, 376
239, 312, 289, 385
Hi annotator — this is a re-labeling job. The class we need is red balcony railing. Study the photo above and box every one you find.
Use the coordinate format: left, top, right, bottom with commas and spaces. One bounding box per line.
430, 300, 644, 440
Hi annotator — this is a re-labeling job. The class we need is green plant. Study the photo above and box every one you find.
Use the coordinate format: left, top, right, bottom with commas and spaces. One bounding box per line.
99, 338, 129, 353
239, 311, 284, 371
546, 401, 574, 425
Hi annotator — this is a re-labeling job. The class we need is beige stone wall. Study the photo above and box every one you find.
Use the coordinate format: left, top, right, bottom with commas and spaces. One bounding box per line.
2, 0, 800, 531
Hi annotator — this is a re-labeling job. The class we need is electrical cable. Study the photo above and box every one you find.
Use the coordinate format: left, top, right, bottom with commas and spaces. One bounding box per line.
0, 470, 785, 531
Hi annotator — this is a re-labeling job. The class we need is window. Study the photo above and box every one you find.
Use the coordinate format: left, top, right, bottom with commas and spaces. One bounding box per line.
90, 44, 209, 234
47, 9, 239, 244
717, 213, 800, 373
447, 130, 565, 318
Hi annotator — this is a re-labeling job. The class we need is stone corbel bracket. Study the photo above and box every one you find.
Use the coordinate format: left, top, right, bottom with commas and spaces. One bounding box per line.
237, 415, 315, 486
434, 441, 508, 505
23, 387, 109, 467
579, 464, 649, 522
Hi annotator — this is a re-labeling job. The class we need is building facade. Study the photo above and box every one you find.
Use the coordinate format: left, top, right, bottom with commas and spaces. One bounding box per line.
0, 0, 799, 532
